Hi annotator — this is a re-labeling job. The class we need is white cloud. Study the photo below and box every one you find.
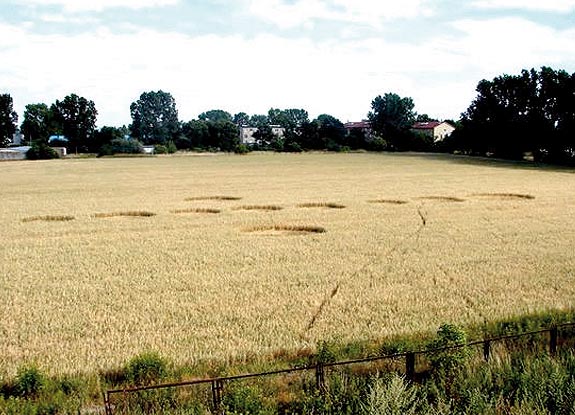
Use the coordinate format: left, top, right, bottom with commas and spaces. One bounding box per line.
248, 0, 432, 28
472, 0, 575, 12
2, 15, 574, 128
447, 17, 575, 75
15, 0, 179, 12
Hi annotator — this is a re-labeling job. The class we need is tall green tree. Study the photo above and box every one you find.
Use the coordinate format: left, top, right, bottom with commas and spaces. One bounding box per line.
0, 93, 18, 147
93, 126, 127, 152
180, 120, 209, 149
316, 114, 346, 150
51, 94, 97, 152
198, 109, 232, 123
454, 67, 575, 163
130, 90, 180, 145
206, 120, 239, 151
21, 103, 53, 145
249, 114, 269, 128
268, 108, 309, 129
368, 93, 416, 151
233, 112, 249, 126
252, 124, 278, 149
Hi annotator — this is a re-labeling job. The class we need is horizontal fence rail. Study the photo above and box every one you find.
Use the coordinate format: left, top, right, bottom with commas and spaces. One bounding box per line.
104, 322, 575, 414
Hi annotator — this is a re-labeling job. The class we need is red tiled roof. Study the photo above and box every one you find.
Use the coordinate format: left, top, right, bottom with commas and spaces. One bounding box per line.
344, 121, 370, 129
412, 121, 442, 130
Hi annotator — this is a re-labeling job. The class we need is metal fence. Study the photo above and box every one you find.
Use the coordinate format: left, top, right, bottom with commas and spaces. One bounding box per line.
104, 322, 575, 414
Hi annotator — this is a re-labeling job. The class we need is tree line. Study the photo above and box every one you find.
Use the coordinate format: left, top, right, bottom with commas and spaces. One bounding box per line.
1, 66, 574, 164
445, 67, 575, 164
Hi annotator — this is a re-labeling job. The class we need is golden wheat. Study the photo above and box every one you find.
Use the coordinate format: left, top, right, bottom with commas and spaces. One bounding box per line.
1, 152, 574, 377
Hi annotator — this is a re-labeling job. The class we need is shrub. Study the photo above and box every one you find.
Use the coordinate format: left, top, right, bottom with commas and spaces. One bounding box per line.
361, 374, 421, 415
315, 341, 337, 365
234, 144, 250, 154
283, 140, 303, 153
15, 365, 45, 397
125, 351, 168, 386
154, 144, 168, 154
223, 385, 270, 415
366, 136, 388, 151
166, 140, 177, 154
99, 138, 143, 156
26, 145, 59, 160
427, 324, 470, 375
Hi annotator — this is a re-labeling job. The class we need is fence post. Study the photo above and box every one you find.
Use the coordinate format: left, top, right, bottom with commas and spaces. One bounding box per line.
211, 379, 224, 414
483, 340, 491, 362
550, 326, 558, 356
405, 352, 416, 381
103, 392, 113, 415
316, 363, 326, 394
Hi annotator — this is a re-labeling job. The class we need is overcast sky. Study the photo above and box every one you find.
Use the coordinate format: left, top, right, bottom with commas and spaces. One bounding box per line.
2, 0, 575, 127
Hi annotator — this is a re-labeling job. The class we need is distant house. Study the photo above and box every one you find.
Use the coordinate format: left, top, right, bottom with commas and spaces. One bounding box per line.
344, 120, 372, 139
411, 121, 455, 142
12, 129, 24, 145
0, 146, 30, 161
51, 147, 67, 157
239, 125, 285, 145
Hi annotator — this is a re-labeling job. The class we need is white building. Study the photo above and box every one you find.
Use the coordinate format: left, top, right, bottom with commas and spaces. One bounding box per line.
0, 146, 30, 161
411, 121, 455, 142
12, 129, 24, 145
239, 125, 285, 145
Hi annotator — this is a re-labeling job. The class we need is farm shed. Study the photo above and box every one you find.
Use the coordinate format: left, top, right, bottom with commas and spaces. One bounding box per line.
411, 121, 455, 142
0, 146, 30, 161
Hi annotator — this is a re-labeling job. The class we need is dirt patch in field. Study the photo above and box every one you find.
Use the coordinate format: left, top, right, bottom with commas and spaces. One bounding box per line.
233, 205, 284, 211
172, 208, 221, 214
417, 196, 466, 203
471, 193, 535, 200
367, 199, 409, 205
21, 215, 75, 223
93, 211, 156, 218
242, 224, 326, 235
297, 202, 346, 209
185, 195, 242, 201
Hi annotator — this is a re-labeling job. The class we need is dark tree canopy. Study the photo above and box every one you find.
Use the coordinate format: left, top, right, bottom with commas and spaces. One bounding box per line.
249, 114, 269, 128
198, 109, 232, 123
0, 93, 18, 147
268, 108, 309, 129
316, 114, 346, 150
206, 120, 239, 151
233, 112, 249, 126
51, 94, 98, 152
452, 67, 575, 163
130, 90, 180, 145
179, 117, 238, 152
368, 93, 416, 151
21, 103, 53, 145
179, 120, 209, 149
93, 126, 127, 152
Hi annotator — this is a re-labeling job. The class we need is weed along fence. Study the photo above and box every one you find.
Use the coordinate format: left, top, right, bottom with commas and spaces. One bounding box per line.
104, 322, 575, 414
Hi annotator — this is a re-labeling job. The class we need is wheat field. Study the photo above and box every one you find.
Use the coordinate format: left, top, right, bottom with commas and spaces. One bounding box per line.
1, 152, 574, 376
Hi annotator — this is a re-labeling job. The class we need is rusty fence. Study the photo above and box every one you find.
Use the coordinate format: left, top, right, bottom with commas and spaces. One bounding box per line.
104, 322, 575, 414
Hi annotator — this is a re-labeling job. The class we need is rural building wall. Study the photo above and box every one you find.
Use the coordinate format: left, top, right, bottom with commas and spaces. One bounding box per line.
433, 122, 455, 142
239, 126, 285, 145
